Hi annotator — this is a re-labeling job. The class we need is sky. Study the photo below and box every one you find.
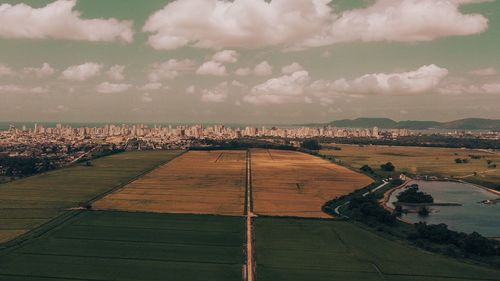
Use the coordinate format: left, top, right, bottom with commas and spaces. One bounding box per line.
0, 0, 499, 124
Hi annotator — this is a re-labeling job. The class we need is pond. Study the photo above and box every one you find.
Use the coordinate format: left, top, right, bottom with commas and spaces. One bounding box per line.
388, 180, 500, 237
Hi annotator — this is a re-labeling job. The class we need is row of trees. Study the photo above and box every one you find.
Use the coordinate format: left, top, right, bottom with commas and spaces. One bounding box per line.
410, 223, 500, 257
317, 135, 500, 149
0, 156, 56, 177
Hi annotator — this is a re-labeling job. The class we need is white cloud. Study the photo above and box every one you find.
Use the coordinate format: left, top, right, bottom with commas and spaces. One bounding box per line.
311, 64, 449, 95
281, 62, 304, 74
438, 80, 500, 95
201, 82, 229, 103
61, 62, 102, 81
107, 65, 125, 81
142, 0, 488, 50
212, 50, 239, 63
231, 80, 247, 88
469, 67, 497, 76
147, 59, 195, 81
186, 85, 196, 94
23, 63, 55, 78
96, 82, 131, 93
196, 61, 227, 76
235, 67, 252, 76
0, 84, 48, 94
138, 82, 163, 91
140, 93, 153, 103
244, 70, 310, 104
254, 61, 273, 76
306, 0, 489, 47
0, 64, 14, 76
0, 0, 134, 42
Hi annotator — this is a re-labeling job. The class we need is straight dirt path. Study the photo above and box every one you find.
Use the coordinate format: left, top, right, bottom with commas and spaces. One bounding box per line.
245, 150, 255, 281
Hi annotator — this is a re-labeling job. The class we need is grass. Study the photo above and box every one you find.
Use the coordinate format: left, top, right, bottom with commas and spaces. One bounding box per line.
0, 150, 182, 244
255, 217, 500, 281
321, 144, 500, 189
94, 150, 246, 216
251, 149, 372, 218
0, 211, 244, 281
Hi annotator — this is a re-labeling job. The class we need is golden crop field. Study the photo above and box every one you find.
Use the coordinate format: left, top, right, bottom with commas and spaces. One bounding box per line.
320, 144, 500, 189
251, 149, 373, 218
94, 150, 246, 216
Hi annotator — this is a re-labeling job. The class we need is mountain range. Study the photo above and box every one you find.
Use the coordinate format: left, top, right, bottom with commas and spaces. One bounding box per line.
305, 118, 500, 130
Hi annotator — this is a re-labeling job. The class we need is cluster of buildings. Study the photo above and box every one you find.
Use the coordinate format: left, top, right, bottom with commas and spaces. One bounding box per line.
5, 123, 410, 140
1, 123, 498, 160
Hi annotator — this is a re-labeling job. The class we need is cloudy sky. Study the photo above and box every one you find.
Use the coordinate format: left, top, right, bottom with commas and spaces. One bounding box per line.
0, 0, 499, 124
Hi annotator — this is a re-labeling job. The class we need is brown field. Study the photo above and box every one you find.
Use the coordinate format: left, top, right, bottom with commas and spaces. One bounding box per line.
320, 144, 500, 189
251, 149, 373, 218
94, 150, 246, 216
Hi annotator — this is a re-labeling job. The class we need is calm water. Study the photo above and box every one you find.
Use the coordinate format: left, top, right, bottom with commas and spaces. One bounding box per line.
388, 180, 500, 237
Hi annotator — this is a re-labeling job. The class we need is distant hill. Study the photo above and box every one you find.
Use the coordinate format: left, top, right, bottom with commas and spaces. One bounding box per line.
332, 118, 397, 128
439, 118, 500, 130
323, 118, 500, 130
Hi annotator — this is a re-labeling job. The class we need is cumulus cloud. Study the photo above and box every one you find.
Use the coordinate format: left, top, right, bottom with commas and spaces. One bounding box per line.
147, 59, 195, 81
201, 82, 229, 103
140, 93, 153, 103
0, 84, 48, 94
307, 0, 489, 47
107, 65, 125, 81
138, 82, 163, 91
254, 61, 273, 76
235, 67, 252, 76
469, 67, 497, 76
23, 63, 55, 78
212, 50, 239, 63
61, 62, 102, 81
0, 64, 14, 76
231, 80, 247, 88
196, 61, 227, 76
142, 0, 488, 50
0, 0, 134, 42
281, 62, 304, 74
311, 64, 449, 95
438, 80, 500, 95
96, 82, 131, 93
244, 70, 311, 104
186, 85, 196, 94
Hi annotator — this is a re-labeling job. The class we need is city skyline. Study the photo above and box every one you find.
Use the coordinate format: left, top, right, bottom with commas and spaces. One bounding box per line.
1, 0, 500, 123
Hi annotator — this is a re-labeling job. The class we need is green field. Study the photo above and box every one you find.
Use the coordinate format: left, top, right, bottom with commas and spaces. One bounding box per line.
0, 150, 182, 243
0, 211, 244, 281
321, 144, 500, 189
255, 217, 500, 281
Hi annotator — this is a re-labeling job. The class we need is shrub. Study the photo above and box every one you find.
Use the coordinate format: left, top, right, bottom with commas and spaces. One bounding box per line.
397, 185, 434, 204
380, 162, 395, 172
301, 139, 321, 150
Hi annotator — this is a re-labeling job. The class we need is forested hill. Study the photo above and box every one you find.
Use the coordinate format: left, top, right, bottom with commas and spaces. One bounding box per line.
305, 118, 500, 130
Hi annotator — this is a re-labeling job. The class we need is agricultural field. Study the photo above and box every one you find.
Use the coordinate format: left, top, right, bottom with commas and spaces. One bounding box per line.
254, 217, 500, 281
0, 211, 244, 281
251, 149, 372, 218
94, 150, 246, 216
0, 150, 182, 244
320, 144, 500, 189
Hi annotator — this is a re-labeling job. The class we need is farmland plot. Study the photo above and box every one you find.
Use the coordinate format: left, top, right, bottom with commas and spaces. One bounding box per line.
255, 217, 500, 281
251, 149, 372, 218
0, 211, 244, 281
0, 150, 181, 244
94, 150, 246, 216
320, 144, 500, 189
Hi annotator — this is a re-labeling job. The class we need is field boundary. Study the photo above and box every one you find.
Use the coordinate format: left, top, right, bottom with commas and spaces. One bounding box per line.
0, 151, 186, 250
86, 150, 187, 206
